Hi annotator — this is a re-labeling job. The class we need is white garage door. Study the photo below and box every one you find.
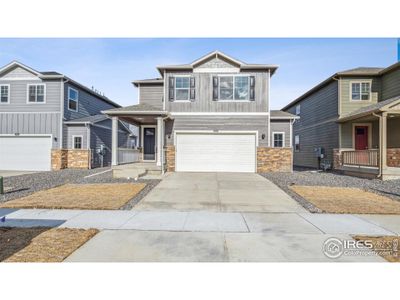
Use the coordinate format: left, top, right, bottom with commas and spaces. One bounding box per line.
176, 133, 256, 172
0, 135, 52, 171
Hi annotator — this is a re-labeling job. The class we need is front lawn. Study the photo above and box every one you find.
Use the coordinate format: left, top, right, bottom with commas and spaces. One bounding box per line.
0, 227, 98, 262
289, 185, 400, 214
0, 183, 146, 210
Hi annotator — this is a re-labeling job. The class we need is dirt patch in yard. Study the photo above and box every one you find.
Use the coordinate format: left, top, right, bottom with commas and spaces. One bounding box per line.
0, 183, 146, 210
0, 227, 98, 262
289, 185, 400, 214
353, 236, 400, 262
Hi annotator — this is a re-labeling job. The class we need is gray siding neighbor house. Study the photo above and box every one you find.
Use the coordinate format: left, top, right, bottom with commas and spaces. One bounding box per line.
104, 51, 298, 176
0, 61, 135, 171
282, 61, 400, 180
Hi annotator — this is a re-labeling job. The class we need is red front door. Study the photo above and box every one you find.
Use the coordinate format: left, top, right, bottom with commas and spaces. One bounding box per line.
355, 126, 369, 150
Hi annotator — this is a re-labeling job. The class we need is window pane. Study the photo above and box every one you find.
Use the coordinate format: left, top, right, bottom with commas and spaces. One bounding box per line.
74, 137, 82, 149
361, 82, 370, 100
352, 83, 361, 100
69, 99, 77, 110
36, 85, 44, 102
234, 76, 249, 100
175, 89, 189, 100
29, 86, 36, 102
175, 77, 190, 88
219, 77, 233, 100
69, 88, 78, 100
1, 86, 8, 102
274, 133, 283, 147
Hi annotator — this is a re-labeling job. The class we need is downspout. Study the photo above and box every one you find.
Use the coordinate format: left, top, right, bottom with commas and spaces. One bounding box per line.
373, 112, 382, 178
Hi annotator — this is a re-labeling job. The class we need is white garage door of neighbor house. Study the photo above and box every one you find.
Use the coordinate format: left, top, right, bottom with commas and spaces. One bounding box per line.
176, 133, 256, 172
0, 136, 52, 171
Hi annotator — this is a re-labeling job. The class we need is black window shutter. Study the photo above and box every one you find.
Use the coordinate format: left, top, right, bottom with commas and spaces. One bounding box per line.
169, 77, 175, 101
212, 76, 218, 101
190, 77, 196, 101
249, 76, 255, 101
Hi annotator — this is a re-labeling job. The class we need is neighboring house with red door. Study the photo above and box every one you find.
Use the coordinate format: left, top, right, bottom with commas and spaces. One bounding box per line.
282, 61, 400, 180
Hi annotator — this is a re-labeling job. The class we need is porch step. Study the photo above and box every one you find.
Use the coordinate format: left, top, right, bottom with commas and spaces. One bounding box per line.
112, 162, 162, 179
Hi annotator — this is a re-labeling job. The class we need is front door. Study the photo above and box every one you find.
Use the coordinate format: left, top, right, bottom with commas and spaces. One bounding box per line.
355, 126, 369, 150
143, 127, 156, 161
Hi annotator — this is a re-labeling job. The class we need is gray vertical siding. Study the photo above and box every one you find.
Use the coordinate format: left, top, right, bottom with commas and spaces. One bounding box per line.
165, 71, 269, 113
270, 120, 291, 147
381, 68, 400, 101
164, 116, 269, 147
63, 82, 118, 120
0, 112, 61, 148
138, 84, 163, 109
285, 80, 339, 168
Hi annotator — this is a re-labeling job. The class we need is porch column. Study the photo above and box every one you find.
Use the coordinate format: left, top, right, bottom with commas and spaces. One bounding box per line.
111, 116, 119, 166
381, 112, 388, 171
156, 117, 163, 167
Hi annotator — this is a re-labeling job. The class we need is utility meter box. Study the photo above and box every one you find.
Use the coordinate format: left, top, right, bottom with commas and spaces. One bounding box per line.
314, 147, 325, 158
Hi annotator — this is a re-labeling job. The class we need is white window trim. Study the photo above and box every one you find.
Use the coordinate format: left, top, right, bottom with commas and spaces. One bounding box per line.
294, 134, 300, 152
272, 132, 285, 148
295, 104, 301, 115
217, 74, 251, 102
174, 75, 191, 101
350, 80, 372, 102
68, 87, 79, 112
0, 84, 10, 104
72, 135, 83, 149
26, 84, 46, 104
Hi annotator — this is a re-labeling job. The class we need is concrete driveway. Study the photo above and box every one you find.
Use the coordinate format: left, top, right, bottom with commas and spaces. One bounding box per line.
134, 172, 307, 213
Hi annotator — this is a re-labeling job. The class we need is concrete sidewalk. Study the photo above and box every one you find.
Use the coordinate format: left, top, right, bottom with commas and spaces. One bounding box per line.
1, 208, 399, 262
1, 208, 399, 235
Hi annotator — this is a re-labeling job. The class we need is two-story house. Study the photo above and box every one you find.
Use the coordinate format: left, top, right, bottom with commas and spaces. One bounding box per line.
0, 61, 134, 171
104, 51, 298, 175
282, 61, 400, 180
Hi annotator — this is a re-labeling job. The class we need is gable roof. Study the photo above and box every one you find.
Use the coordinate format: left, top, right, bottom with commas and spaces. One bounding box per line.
64, 114, 109, 124
156, 50, 279, 76
282, 61, 400, 111
0, 61, 121, 108
132, 78, 163, 87
102, 103, 167, 115
337, 95, 400, 122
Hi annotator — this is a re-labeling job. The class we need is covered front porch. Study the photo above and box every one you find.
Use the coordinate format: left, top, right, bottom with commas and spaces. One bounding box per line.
103, 104, 170, 178
334, 96, 400, 180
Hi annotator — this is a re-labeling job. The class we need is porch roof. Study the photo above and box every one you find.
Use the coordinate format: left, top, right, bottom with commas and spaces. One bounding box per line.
337, 95, 400, 123
102, 103, 168, 116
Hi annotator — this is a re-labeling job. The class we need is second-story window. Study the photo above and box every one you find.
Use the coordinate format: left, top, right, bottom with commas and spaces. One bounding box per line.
175, 77, 190, 101
27, 84, 45, 103
295, 104, 301, 115
218, 76, 250, 100
351, 82, 370, 101
0, 84, 10, 103
68, 87, 79, 111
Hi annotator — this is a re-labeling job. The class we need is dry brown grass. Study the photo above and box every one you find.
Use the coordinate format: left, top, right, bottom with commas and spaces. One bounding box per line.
289, 185, 400, 214
0, 183, 146, 210
353, 236, 400, 262
1, 227, 98, 262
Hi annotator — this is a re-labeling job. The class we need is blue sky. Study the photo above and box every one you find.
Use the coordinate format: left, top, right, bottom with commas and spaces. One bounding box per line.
0, 38, 397, 109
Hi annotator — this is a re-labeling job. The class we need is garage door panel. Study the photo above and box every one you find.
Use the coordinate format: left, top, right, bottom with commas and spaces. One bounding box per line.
176, 133, 256, 173
0, 136, 52, 171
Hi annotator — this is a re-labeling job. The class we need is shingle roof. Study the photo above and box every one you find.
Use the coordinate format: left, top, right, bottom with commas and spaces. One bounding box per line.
103, 103, 167, 115
337, 95, 400, 122
64, 114, 108, 124
41, 71, 63, 76
132, 78, 163, 87
270, 110, 298, 119
336, 67, 384, 76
